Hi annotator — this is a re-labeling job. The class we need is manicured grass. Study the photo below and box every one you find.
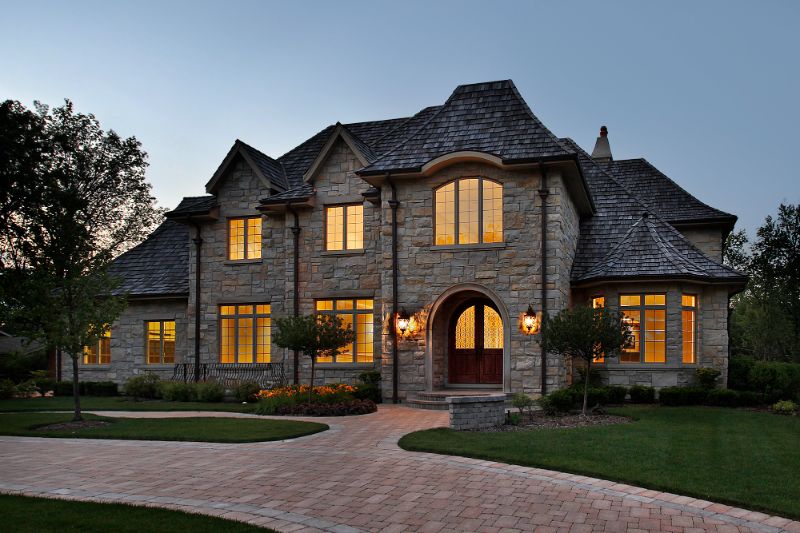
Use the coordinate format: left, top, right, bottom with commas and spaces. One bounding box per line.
400, 406, 800, 519
0, 494, 276, 532
0, 396, 255, 413
0, 413, 327, 442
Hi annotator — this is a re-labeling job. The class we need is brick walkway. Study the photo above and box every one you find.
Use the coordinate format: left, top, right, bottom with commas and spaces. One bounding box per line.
0, 405, 797, 533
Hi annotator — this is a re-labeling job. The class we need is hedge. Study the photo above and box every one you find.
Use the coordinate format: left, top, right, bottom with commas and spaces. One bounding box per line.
53, 381, 118, 397
728, 357, 800, 402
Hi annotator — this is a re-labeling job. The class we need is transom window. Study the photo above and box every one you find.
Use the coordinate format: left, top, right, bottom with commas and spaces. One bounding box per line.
146, 320, 176, 364
326, 204, 363, 251
83, 328, 111, 365
220, 304, 271, 363
315, 299, 373, 363
682, 294, 698, 364
228, 217, 262, 260
620, 294, 666, 363
435, 177, 503, 246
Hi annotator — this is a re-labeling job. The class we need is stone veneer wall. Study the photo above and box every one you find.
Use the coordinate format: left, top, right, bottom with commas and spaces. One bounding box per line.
448, 394, 506, 430
572, 283, 731, 387
73, 298, 188, 384
680, 228, 724, 262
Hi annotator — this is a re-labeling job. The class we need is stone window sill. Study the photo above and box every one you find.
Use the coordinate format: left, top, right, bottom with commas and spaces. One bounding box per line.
431, 243, 506, 252
224, 259, 263, 266
597, 363, 693, 370
316, 363, 375, 370
320, 249, 365, 257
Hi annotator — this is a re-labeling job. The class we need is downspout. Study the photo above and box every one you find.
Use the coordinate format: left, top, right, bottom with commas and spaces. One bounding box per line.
538, 162, 549, 395
287, 202, 301, 385
192, 221, 203, 383
388, 174, 400, 404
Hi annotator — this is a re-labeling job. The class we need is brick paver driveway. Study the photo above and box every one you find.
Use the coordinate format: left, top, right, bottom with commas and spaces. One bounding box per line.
1, 405, 797, 533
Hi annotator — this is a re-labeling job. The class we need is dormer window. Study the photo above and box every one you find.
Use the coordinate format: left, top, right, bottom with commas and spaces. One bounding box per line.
326, 204, 363, 251
228, 217, 262, 260
435, 177, 503, 246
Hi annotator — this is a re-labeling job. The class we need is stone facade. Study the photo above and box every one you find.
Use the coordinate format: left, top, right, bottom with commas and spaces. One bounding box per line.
680, 229, 724, 262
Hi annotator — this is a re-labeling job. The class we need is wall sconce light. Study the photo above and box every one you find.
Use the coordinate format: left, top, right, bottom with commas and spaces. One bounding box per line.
397, 308, 411, 336
522, 304, 541, 335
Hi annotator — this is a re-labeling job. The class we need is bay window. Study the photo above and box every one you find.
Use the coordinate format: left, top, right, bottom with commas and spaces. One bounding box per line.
620, 294, 666, 363
682, 294, 698, 364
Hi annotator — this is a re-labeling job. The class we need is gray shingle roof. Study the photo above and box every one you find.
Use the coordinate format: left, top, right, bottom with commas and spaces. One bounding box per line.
259, 183, 315, 205
108, 219, 189, 297
238, 141, 288, 190
565, 138, 746, 284
165, 195, 218, 218
603, 159, 736, 226
359, 80, 575, 175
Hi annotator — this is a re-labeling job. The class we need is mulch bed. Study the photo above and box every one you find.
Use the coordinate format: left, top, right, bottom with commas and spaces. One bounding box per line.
485, 411, 631, 432
35, 420, 111, 432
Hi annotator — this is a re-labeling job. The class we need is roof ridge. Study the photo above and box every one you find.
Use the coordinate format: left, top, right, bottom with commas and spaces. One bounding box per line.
642, 216, 705, 275
364, 106, 440, 155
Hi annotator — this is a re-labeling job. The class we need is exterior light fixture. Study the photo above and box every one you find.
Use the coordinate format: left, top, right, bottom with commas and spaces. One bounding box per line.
397, 309, 411, 336
522, 304, 540, 334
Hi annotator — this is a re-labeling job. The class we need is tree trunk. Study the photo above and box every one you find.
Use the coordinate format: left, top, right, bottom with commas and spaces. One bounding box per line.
582, 360, 591, 417
309, 356, 316, 404
71, 353, 82, 422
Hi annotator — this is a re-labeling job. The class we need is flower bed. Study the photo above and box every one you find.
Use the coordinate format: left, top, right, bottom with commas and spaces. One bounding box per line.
255, 384, 376, 416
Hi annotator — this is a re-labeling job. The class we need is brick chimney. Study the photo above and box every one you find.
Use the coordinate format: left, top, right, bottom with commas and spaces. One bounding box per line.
591, 125, 612, 162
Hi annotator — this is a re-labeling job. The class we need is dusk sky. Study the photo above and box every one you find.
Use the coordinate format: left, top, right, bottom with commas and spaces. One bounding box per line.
2, 0, 798, 237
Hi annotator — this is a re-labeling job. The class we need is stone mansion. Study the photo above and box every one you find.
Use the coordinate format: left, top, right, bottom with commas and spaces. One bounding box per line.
70, 80, 747, 402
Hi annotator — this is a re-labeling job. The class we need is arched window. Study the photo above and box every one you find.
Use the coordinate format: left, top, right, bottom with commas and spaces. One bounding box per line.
434, 177, 503, 246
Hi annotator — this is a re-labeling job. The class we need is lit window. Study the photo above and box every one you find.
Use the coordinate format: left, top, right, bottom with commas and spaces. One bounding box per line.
83, 328, 111, 365
228, 217, 262, 260
326, 204, 363, 251
220, 304, 271, 363
591, 296, 605, 362
315, 299, 373, 363
146, 320, 176, 364
682, 294, 698, 364
620, 293, 666, 363
435, 177, 503, 246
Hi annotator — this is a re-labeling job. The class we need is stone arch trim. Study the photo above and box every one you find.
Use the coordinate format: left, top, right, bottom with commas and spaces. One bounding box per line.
425, 283, 512, 392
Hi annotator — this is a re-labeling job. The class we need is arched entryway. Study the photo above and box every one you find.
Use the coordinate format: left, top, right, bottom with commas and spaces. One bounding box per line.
426, 284, 510, 391
449, 299, 503, 384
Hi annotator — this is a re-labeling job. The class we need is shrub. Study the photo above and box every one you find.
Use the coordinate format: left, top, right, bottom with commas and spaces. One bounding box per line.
233, 381, 262, 403
83, 381, 118, 396
0, 379, 16, 399
748, 361, 800, 402
358, 370, 381, 385
0, 349, 48, 383
255, 394, 296, 415
629, 385, 655, 404
511, 392, 535, 414
353, 383, 382, 403
123, 373, 161, 400
15, 380, 38, 398
772, 400, 797, 415
507, 412, 522, 426
605, 385, 628, 404
736, 390, 765, 407
537, 388, 575, 415
276, 399, 376, 416
195, 382, 224, 402
728, 356, 755, 390
34, 378, 56, 394
585, 387, 609, 407
160, 382, 197, 402
658, 386, 708, 406
705, 388, 742, 407
54, 381, 74, 396
695, 368, 722, 389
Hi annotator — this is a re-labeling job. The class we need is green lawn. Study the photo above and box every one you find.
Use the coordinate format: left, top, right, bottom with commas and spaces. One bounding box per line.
399, 406, 800, 519
0, 412, 327, 442
0, 396, 255, 413
0, 494, 276, 532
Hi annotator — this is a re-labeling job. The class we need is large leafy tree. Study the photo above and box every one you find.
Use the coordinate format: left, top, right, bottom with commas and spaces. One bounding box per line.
539, 305, 631, 416
0, 99, 163, 420
725, 204, 800, 361
273, 314, 355, 402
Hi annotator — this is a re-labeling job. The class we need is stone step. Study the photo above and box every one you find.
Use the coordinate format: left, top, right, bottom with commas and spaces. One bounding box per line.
406, 391, 515, 410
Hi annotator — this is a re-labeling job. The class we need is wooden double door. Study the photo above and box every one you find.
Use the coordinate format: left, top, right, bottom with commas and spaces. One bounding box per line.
448, 300, 503, 385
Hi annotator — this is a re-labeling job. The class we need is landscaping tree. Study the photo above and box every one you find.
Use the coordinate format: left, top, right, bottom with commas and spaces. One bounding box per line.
0, 99, 163, 420
273, 314, 355, 403
538, 305, 631, 416
725, 204, 800, 361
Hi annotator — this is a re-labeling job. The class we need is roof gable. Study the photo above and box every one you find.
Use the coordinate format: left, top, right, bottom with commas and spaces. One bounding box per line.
302, 123, 371, 182
205, 140, 287, 194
